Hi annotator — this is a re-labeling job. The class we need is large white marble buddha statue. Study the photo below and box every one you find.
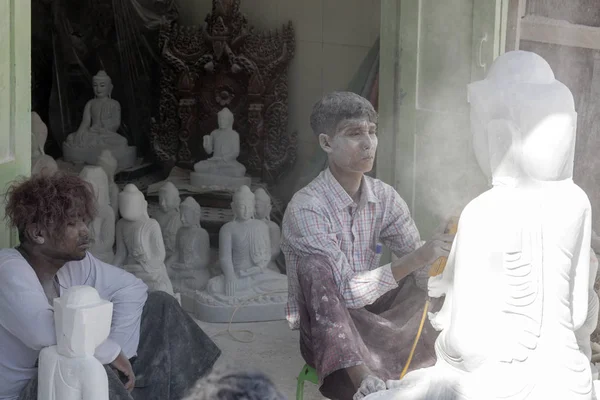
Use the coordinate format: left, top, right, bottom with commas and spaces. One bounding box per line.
368, 51, 597, 400
113, 184, 175, 296
190, 107, 250, 188
166, 197, 211, 291
31, 112, 58, 176
62, 70, 136, 170
38, 286, 113, 400
204, 185, 286, 298
155, 182, 182, 262
79, 166, 115, 264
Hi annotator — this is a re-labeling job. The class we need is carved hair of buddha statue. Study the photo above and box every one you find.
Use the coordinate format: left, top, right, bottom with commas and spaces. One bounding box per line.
79, 166, 115, 264
31, 112, 58, 177
114, 184, 175, 296
155, 182, 182, 263
254, 188, 281, 272
38, 286, 112, 400
370, 51, 597, 400
96, 149, 120, 220
63, 70, 136, 170
166, 197, 211, 291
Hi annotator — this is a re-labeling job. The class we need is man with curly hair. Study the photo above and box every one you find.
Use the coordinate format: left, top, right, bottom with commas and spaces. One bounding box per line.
0, 173, 221, 400
282, 92, 455, 400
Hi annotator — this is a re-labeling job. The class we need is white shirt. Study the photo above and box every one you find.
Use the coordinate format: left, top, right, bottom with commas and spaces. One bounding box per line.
0, 249, 148, 400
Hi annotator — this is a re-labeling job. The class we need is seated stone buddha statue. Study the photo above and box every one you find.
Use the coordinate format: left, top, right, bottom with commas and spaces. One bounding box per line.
62, 70, 136, 171
190, 107, 250, 188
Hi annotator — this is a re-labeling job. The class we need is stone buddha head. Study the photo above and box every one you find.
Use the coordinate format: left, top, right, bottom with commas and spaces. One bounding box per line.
468, 50, 577, 184
158, 182, 181, 213
254, 188, 272, 220
232, 185, 255, 221
180, 196, 201, 227
97, 149, 118, 181
217, 107, 234, 130
93, 70, 113, 99
54, 286, 113, 357
79, 166, 110, 207
119, 184, 148, 221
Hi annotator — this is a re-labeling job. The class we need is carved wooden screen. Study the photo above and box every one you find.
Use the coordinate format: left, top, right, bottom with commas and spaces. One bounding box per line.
150, 0, 297, 184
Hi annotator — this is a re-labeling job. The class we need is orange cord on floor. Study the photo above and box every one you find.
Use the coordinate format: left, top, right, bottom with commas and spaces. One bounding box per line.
399, 218, 459, 380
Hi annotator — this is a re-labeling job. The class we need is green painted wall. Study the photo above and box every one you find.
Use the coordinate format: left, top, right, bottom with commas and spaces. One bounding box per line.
0, 0, 31, 248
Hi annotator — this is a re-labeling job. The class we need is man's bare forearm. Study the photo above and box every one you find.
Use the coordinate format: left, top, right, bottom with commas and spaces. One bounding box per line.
390, 245, 432, 282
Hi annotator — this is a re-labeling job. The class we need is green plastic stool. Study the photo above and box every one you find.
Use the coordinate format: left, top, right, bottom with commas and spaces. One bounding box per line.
296, 364, 319, 400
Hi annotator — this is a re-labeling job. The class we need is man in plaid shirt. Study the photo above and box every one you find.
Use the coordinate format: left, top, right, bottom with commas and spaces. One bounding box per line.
281, 92, 454, 400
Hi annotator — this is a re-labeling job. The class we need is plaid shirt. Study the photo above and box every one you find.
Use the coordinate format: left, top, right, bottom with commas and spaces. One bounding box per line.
282, 168, 421, 330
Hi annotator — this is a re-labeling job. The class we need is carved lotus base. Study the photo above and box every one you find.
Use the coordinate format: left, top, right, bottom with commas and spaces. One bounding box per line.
190, 171, 251, 189
62, 143, 137, 171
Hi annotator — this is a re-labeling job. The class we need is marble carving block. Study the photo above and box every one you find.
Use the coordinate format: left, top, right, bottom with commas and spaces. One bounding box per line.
38, 286, 113, 400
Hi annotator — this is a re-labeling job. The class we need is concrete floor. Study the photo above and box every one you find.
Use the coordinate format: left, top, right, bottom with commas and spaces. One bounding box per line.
195, 319, 327, 400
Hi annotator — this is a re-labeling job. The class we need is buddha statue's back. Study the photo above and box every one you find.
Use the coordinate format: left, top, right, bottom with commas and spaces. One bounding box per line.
367, 51, 598, 400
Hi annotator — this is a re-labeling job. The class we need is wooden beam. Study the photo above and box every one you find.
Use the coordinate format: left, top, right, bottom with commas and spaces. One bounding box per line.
520, 15, 600, 51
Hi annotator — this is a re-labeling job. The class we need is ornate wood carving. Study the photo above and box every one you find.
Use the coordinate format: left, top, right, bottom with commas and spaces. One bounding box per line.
151, 0, 297, 184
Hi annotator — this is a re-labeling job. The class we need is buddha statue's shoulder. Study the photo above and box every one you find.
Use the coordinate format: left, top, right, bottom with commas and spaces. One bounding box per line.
460, 190, 498, 221
105, 97, 120, 108
145, 217, 161, 230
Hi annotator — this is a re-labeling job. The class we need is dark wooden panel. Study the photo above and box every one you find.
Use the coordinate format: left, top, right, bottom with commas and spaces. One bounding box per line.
526, 0, 600, 27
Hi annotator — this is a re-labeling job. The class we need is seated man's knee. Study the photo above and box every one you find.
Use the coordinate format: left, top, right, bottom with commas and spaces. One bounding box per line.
146, 291, 179, 309
297, 255, 335, 284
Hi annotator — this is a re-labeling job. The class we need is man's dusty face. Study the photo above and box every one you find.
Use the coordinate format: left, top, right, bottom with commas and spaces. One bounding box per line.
321, 118, 378, 174
40, 218, 92, 262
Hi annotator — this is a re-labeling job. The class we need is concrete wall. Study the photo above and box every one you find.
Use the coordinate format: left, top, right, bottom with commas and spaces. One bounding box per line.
176, 0, 381, 200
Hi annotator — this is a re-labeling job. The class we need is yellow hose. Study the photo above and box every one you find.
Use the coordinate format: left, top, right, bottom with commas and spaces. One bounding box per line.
399, 217, 459, 379
399, 299, 430, 379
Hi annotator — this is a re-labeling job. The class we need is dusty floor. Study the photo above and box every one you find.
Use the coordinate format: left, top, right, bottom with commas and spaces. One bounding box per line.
195, 319, 326, 400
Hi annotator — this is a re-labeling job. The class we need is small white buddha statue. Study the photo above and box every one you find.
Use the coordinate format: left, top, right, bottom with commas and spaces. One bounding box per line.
166, 197, 211, 291
190, 107, 250, 188
96, 149, 120, 220
254, 188, 281, 272
79, 166, 115, 264
371, 51, 597, 400
62, 70, 136, 170
113, 184, 175, 296
38, 286, 113, 400
205, 185, 286, 298
155, 182, 182, 262
31, 112, 58, 176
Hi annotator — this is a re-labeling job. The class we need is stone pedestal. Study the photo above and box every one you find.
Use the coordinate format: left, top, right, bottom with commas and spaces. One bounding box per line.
63, 144, 137, 171
190, 171, 251, 189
